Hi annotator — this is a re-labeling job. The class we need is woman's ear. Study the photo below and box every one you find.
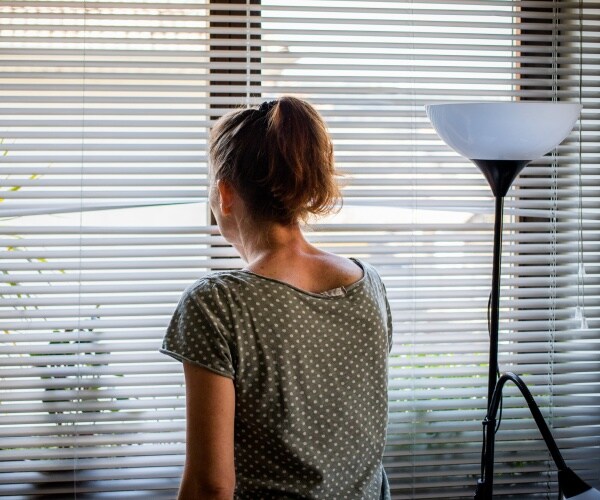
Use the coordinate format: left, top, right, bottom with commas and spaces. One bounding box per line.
216, 179, 235, 216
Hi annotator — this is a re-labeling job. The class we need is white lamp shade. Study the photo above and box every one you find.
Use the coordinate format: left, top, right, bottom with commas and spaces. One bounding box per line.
425, 102, 582, 161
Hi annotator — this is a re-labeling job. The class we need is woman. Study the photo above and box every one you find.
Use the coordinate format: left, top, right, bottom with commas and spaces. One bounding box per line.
160, 96, 393, 500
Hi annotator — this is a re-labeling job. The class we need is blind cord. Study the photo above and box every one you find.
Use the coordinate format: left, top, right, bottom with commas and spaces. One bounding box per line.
74, 0, 86, 496
547, 3, 559, 497
410, 2, 416, 497
245, 0, 251, 107
577, 0, 585, 330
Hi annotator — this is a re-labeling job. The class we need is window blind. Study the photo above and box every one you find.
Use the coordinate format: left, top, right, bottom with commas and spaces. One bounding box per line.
0, 1, 598, 498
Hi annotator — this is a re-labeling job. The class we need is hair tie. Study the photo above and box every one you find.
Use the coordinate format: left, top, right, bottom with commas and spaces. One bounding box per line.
257, 100, 278, 114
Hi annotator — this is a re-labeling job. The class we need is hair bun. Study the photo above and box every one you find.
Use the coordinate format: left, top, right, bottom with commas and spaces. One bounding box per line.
258, 100, 278, 114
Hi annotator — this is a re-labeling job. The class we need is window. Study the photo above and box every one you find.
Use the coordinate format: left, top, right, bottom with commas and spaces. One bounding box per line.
1, 1, 598, 497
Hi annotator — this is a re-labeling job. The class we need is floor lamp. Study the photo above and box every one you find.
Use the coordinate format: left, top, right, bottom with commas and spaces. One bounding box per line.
425, 102, 598, 499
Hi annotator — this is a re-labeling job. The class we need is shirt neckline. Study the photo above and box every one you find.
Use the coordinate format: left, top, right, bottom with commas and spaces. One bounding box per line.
235, 257, 367, 300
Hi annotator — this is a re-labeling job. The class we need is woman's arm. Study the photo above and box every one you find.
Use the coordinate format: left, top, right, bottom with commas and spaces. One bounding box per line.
178, 361, 236, 500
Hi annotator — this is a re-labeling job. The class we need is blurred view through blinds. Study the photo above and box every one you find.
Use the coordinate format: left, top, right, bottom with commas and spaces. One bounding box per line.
0, 1, 598, 498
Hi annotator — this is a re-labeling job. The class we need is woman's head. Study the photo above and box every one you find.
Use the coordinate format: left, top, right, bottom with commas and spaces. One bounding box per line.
208, 96, 343, 232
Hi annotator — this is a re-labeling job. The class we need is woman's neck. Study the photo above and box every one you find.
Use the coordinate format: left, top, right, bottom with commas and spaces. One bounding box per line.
236, 220, 316, 267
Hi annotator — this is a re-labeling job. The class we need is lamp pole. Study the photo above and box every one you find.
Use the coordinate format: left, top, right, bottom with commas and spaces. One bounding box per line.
472, 159, 530, 500
488, 194, 504, 404
477, 194, 504, 499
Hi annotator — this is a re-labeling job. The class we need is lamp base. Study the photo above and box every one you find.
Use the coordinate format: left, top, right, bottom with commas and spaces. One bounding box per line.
560, 468, 600, 499
471, 159, 530, 197
475, 373, 600, 500
562, 489, 600, 500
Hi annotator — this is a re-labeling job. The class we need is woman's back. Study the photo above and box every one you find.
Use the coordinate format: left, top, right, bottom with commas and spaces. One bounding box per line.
160, 257, 392, 499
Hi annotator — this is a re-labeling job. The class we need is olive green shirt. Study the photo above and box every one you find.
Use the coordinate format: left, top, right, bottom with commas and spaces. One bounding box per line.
160, 257, 392, 499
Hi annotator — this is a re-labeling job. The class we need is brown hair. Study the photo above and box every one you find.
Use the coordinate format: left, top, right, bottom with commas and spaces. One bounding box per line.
208, 96, 344, 226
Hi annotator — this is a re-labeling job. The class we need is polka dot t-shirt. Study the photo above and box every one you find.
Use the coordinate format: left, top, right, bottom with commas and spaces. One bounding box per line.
159, 257, 393, 500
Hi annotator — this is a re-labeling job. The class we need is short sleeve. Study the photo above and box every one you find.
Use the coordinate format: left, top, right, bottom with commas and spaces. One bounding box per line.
385, 296, 394, 352
366, 259, 394, 355
382, 282, 393, 354
159, 280, 236, 380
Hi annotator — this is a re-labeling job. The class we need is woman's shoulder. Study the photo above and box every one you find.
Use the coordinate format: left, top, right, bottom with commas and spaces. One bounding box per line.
350, 257, 381, 283
183, 270, 256, 300
352, 258, 388, 296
